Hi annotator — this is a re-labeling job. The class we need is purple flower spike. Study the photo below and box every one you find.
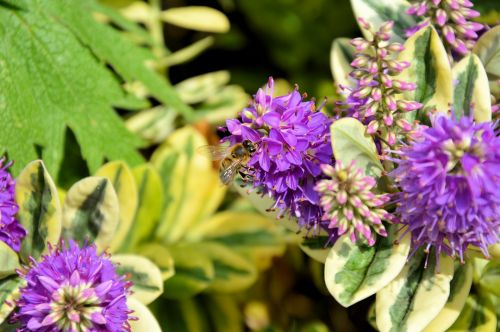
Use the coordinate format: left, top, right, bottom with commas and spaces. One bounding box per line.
406, 0, 483, 55
339, 21, 422, 147
315, 161, 393, 246
225, 78, 335, 239
14, 241, 134, 332
0, 159, 26, 252
392, 114, 500, 263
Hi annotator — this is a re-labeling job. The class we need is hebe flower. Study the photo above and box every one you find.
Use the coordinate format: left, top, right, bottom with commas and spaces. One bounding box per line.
406, 0, 483, 55
315, 161, 392, 246
14, 241, 133, 332
342, 19, 422, 146
0, 159, 26, 252
392, 114, 500, 263
225, 78, 334, 237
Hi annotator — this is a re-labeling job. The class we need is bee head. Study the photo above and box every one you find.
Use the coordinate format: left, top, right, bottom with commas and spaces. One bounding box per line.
242, 140, 257, 153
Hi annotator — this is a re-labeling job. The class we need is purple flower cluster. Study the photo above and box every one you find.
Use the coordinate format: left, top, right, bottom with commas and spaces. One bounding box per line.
406, 0, 483, 55
14, 241, 133, 332
315, 161, 392, 246
341, 19, 422, 146
0, 159, 26, 252
392, 114, 500, 262
225, 78, 334, 236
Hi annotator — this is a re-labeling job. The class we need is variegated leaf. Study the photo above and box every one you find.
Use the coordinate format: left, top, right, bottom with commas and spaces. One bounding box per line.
479, 260, 500, 297
62, 177, 119, 251
0, 276, 23, 325
202, 241, 258, 293
95, 161, 138, 253
331, 38, 356, 87
376, 251, 454, 332
175, 70, 230, 104
185, 211, 286, 270
157, 297, 210, 332
452, 54, 492, 122
473, 25, 500, 99
0, 242, 19, 279
161, 242, 215, 299
193, 85, 249, 124
125, 106, 176, 145
161, 36, 215, 67
397, 26, 453, 119
138, 243, 175, 281
123, 164, 164, 250
204, 295, 244, 332
325, 225, 410, 307
128, 297, 162, 332
15, 160, 61, 261
160, 6, 230, 33
350, 0, 418, 43
112, 254, 163, 305
448, 295, 497, 332
330, 118, 383, 178
151, 127, 225, 244
423, 262, 473, 332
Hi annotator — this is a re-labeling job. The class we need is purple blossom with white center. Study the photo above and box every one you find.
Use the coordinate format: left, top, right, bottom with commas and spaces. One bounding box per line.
14, 241, 133, 332
340, 19, 422, 147
225, 78, 335, 238
0, 159, 26, 252
315, 161, 392, 246
391, 114, 500, 263
406, 0, 483, 55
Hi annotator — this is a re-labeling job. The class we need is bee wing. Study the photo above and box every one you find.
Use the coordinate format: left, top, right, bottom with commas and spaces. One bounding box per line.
220, 159, 242, 185
197, 145, 230, 161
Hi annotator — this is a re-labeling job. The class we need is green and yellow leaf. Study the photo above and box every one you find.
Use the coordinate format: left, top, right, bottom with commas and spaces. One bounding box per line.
448, 295, 497, 332
123, 164, 164, 250
350, 0, 418, 43
138, 243, 175, 281
0, 242, 19, 279
330, 38, 356, 87
160, 6, 230, 33
15, 160, 61, 261
422, 262, 473, 332
397, 26, 453, 119
330, 118, 383, 178
95, 161, 138, 253
62, 177, 119, 251
376, 251, 454, 332
175, 71, 231, 104
452, 54, 492, 122
479, 260, 500, 297
324, 225, 410, 307
0, 276, 23, 325
112, 254, 163, 305
473, 25, 500, 99
125, 107, 177, 145
128, 297, 162, 332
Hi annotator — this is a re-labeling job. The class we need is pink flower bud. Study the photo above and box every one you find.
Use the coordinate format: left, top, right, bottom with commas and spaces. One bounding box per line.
450, 11, 466, 25
351, 56, 369, 68
461, 8, 480, 19
455, 40, 468, 54
387, 132, 397, 145
387, 43, 404, 52
367, 120, 379, 134
436, 9, 447, 26
337, 191, 348, 204
385, 96, 397, 111
358, 17, 371, 30
351, 38, 371, 52
371, 88, 382, 101
365, 102, 379, 117
397, 119, 413, 131
416, 2, 427, 15
381, 74, 393, 88
377, 48, 388, 58
383, 114, 394, 126
379, 21, 394, 33
442, 26, 456, 44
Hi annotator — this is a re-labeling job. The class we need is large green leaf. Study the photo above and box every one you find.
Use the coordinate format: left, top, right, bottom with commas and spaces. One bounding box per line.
138, 243, 175, 281
0, 242, 19, 279
376, 251, 454, 332
330, 38, 356, 87
112, 254, 163, 305
448, 295, 497, 332
397, 26, 453, 119
324, 225, 410, 307
350, 0, 418, 42
452, 54, 492, 122
0, 276, 22, 325
423, 262, 473, 332
62, 177, 119, 251
479, 260, 500, 297
473, 25, 500, 99
15, 160, 61, 261
330, 118, 383, 178
95, 161, 138, 252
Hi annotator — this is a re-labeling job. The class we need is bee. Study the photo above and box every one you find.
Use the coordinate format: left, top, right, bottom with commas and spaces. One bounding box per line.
199, 140, 257, 185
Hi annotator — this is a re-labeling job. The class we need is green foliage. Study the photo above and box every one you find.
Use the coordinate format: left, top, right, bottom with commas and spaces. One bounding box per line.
0, 0, 194, 178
